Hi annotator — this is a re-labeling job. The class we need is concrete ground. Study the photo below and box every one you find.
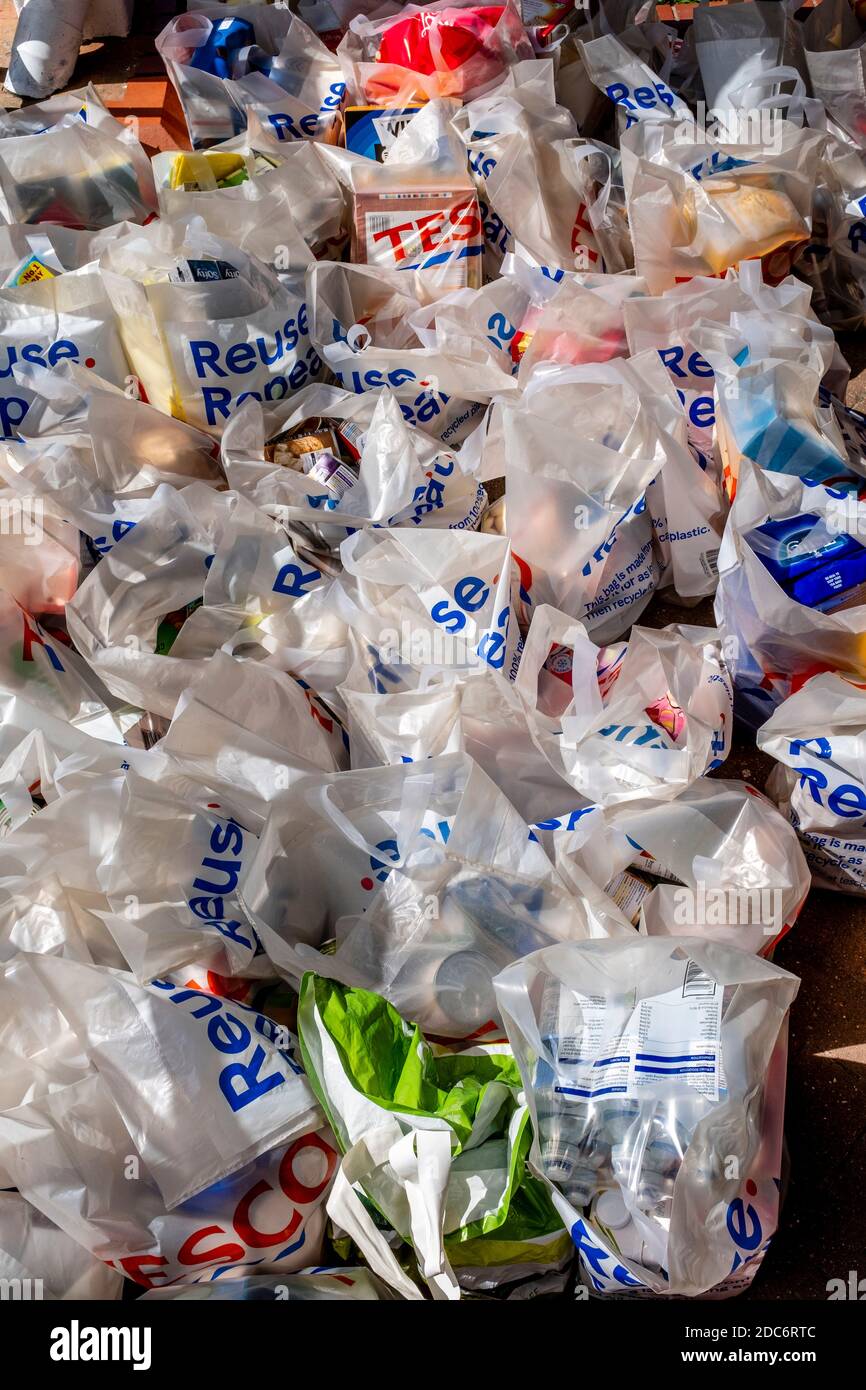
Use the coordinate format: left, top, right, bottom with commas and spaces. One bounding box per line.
0, 0, 863, 1303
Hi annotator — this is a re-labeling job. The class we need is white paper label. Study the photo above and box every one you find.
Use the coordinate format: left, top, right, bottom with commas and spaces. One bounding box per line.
549, 961, 724, 1105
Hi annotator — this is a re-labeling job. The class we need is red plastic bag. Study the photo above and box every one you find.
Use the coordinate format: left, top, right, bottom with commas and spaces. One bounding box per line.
377, 6, 506, 75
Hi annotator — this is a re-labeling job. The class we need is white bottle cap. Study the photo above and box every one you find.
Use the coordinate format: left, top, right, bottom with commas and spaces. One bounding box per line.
596, 1188, 631, 1231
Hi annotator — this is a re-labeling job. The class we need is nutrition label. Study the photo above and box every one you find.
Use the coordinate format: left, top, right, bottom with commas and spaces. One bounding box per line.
548, 962, 724, 1105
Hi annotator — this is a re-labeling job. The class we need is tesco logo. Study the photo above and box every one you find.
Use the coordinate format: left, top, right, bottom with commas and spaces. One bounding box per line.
371, 200, 482, 266
105, 1132, 337, 1288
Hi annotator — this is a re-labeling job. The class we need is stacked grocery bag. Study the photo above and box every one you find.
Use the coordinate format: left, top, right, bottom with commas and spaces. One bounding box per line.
2, 0, 866, 1304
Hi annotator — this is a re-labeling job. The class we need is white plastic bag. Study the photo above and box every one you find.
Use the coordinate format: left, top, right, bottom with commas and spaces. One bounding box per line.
339, 0, 534, 105
93, 770, 272, 982
334, 524, 517, 684
0, 221, 136, 281
579, 31, 690, 131
694, 320, 856, 503
317, 99, 485, 295
0, 780, 129, 965
623, 118, 825, 293
287, 755, 623, 1035
157, 4, 345, 148
714, 459, 866, 724
511, 606, 732, 807
0, 265, 130, 440
456, 60, 609, 275
152, 651, 349, 831
0, 1067, 337, 1288
65, 482, 238, 718
151, 137, 345, 272
238, 751, 502, 972
220, 384, 487, 539
553, 776, 811, 956
307, 259, 516, 442
0, 590, 124, 736
24, 953, 324, 1210
499, 354, 679, 638
100, 216, 324, 434
1, 362, 222, 546
759, 670, 866, 893
0, 86, 156, 229
0, 1190, 123, 1301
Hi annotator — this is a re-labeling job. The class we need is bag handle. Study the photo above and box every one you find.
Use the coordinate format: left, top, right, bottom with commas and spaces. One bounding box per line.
389, 1129, 460, 1301
326, 1138, 425, 1301
726, 66, 807, 121
514, 606, 581, 707
302, 769, 435, 867
568, 141, 613, 230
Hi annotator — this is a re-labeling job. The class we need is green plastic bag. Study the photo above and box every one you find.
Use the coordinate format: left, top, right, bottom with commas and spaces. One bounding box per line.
298, 973, 569, 1299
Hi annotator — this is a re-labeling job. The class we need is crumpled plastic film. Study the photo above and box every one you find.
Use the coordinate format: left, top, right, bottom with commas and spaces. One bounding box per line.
5, 0, 866, 1306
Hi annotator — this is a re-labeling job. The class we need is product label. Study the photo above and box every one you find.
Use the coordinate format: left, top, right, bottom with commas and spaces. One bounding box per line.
356, 191, 483, 287
548, 961, 724, 1104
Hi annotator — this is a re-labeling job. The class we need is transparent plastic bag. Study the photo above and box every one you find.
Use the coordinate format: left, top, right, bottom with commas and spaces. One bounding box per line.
220, 383, 487, 540
0, 264, 130, 440
151, 136, 345, 273
494, 936, 799, 1297
553, 776, 811, 956
499, 353, 682, 638
0, 1066, 336, 1289
157, 4, 345, 148
65, 482, 238, 718
511, 605, 732, 806
292, 754, 623, 1035
0, 1190, 123, 1301
714, 459, 866, 726
623, 118, 825, 293
1, 362, 221, 546
0, 86, 156, 229
339, 0, 534, 105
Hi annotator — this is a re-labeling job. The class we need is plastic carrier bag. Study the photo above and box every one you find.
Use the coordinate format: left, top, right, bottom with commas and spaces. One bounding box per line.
100, 216, 324, 435
510, 605, 732, 807
0, 1190, 123, 1301
220, 383, 487, 543
297, 971, 570, 1299
499, 353, 697, 637
151, 136, 345, 272
0, 85, 156, 230
339, 0, 534, 106
0, 969, 337, 1288
317, 99, 485, 295
714, 458, 866, 725
622, 117, 825, 293
1, 362, 221, 546
0, 262, 130, 441
551, 776, 811, 957
758, 670, 866, 894
455, 60, 628, 275
275, 753, 622, 1037
65, 482, 239, 718
493, 936, 799, 1297
157, 4, 346, 148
